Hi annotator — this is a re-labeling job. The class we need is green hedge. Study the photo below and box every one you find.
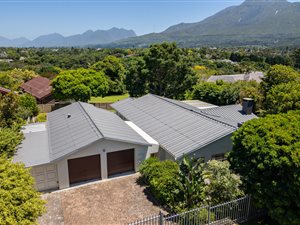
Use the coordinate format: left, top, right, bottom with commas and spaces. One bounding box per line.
139, 157, 180, 208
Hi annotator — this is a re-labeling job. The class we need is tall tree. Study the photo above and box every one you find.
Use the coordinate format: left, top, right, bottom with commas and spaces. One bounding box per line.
124, 57, 148, 97
18, 94, 39, 119
0, 93, 23, 128
266, 81, 300, 114
52, 68, 109, 102
143, 42, 197, 99
228, 111, 300, 225
261, 65, 300, 93
91, 55, 126, 95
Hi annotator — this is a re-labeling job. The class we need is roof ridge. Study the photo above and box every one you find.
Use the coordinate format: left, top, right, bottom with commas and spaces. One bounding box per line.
78, 102, 104, 139
154, 95, 237, 129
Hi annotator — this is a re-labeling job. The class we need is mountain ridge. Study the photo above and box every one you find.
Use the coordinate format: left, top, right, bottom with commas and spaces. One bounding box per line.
0, 28, 136, 47
107, 0, 300, 47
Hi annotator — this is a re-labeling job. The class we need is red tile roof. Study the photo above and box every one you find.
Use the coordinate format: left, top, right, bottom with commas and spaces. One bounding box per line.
20, 76, 52, 100
0, 86, 11, 95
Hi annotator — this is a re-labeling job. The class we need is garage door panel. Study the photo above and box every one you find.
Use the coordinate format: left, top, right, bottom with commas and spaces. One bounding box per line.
32, 164, 59, 191
107, 149, 134, 176
68, 154, 101, 185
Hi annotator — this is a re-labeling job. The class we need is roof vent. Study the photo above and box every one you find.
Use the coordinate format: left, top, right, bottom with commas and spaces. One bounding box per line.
242, 98, 254, 115
67, 113, 71, 118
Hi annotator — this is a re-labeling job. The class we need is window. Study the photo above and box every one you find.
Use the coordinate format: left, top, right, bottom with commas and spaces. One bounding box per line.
211, 153, 225, 161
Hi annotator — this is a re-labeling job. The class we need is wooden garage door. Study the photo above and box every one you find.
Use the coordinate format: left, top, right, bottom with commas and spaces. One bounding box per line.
68, 155, 101, 184
107, 149, 134, 176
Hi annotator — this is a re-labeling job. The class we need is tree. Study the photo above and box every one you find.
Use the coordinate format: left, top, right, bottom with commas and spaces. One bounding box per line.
18, 94, 39, 119
0, 157, 45, 224
266, 82, 300, 114
228, 111, 300, 225
124, 57, 148, 97
292, 48, 300, 69
192, 81, 241, 106
0, 127, 23, 158
143, 42, 197, 99
0, 69, 37, 90
261, 65, 300, 93
52, 68, 109, 102
91, 56, 126, 95
0, 93, 24, 128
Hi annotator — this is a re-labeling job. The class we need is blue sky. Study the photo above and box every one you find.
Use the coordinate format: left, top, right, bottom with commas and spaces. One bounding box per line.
1, 0, 299, 39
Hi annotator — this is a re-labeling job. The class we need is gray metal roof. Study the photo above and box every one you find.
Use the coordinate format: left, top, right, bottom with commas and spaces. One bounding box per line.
112, 94, 236, 159
46, 102, 149, 161
207, 72, 264, 83
162, 98, 257, 128
200, 105, 258, 127
13, 123, 50, 167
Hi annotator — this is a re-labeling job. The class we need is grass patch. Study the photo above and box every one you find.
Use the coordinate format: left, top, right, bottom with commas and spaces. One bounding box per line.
89, 94, 129, 103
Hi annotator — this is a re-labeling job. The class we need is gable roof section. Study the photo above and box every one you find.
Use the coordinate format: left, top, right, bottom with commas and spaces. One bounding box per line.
0, 86, 11, 95
20, 76, 52, 100
112, 94, 235, 159
160, 97, 258, 128
48, 102, 148, 161
200, 105, 258, 127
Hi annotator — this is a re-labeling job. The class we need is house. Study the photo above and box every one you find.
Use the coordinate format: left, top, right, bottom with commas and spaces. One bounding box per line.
112, 94, 257, 162
14, 102, 154, 191
207, 72, 264, 83
20, 76, 53, 103
0, 86, 11, 95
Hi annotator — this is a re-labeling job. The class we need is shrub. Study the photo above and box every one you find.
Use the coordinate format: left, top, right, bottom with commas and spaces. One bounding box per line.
0, 157, 45, 224
228, 111, 300, 225
139, 157, 180, 208
35, 113, 47, 123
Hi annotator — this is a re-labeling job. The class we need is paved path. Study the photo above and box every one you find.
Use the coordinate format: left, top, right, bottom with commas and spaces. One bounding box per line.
39, 173, 164, 225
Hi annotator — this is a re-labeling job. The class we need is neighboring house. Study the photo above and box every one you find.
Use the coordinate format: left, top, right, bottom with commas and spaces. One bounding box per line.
207, 72, 264, 83
14, 102, 154, 191
20, 76, 53, 103
112, 94, 257, 162
0, 86, 11, 95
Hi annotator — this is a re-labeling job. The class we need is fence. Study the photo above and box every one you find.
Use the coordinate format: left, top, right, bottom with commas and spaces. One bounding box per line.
128, 195, 265, 225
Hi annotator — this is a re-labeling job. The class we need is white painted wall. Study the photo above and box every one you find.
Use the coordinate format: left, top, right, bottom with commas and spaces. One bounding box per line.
55, 139, 148, 189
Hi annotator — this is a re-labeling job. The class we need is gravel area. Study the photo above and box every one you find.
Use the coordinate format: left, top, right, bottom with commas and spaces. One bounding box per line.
39, 173, 165, 225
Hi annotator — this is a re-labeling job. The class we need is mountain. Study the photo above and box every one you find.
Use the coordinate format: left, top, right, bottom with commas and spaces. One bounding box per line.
0, 28, 136, 47
109, 0, 300, 47
0, 36, 30, 47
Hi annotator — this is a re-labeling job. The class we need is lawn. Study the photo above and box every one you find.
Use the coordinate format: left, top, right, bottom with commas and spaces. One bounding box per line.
89, 93, 129, 103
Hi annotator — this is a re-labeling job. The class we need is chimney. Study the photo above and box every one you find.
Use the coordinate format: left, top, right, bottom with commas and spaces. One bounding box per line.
67, 113, 71, 118
242, 98, 254, 115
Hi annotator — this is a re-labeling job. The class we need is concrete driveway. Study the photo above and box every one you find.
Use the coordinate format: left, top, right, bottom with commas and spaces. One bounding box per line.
39, 173, 164, 225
